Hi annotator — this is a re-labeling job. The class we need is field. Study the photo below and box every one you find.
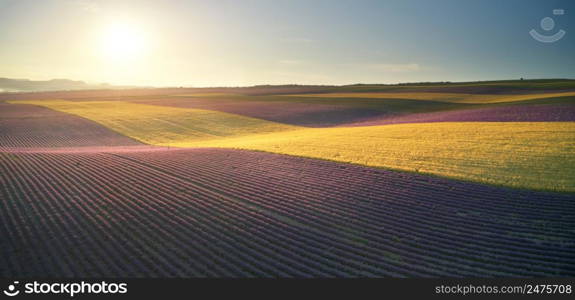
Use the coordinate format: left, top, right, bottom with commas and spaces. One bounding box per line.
1, 80, 575, 277
12, 100, 575, 191
0, 103, 142, 148
287, 91, 575, 104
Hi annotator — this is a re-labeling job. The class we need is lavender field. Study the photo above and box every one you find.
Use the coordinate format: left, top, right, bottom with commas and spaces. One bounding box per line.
1, 81, 574, 278
2, 148, 573, 277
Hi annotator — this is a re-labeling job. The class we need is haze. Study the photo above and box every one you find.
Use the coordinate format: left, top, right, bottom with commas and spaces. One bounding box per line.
0, 0, 574, 87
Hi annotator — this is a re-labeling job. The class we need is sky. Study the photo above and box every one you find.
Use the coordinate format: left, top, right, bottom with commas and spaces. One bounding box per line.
0, 0, 574, 87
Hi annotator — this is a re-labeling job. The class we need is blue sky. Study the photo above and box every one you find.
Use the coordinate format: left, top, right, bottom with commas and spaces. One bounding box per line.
0, 0, 574, 86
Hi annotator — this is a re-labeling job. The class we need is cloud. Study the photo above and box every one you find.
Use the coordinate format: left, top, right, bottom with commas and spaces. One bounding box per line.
365, 63, 421, 72
74, 0, 101, 13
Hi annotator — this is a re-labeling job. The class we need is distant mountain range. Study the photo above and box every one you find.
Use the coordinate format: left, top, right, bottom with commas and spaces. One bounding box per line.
0, 78, 135, 93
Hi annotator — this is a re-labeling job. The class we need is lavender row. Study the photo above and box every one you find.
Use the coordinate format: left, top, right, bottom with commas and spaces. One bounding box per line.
345, 104, 575, 127
119, 150, 570, 274
2, 152, 426, 277
115, 149, 575, 275
0, 103, 142, 148
2, 149, 574, 277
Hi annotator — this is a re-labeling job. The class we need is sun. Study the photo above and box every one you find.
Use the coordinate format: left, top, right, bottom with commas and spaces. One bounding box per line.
99, 22, 149, 61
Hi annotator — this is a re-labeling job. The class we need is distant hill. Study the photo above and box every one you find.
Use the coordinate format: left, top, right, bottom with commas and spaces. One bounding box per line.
0, 78, 135, 93
1, 77, 574, 96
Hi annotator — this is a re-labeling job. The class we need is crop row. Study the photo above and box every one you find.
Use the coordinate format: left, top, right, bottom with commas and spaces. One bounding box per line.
0, 103, 142, 148
1, 148, 573, 277
1, 151, 424, 277
117, 149, 575, 276
118, 150, 573, 270
345, 103, 575, 127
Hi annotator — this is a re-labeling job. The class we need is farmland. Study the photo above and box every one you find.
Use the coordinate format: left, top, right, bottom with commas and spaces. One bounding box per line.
1, 80, 575, 277
287, 91, 575, 104
12, 100, 575, 191
0, 102, 142, 148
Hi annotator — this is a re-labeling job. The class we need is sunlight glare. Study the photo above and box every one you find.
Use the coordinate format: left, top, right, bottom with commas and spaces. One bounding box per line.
100, 21, 149, 61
